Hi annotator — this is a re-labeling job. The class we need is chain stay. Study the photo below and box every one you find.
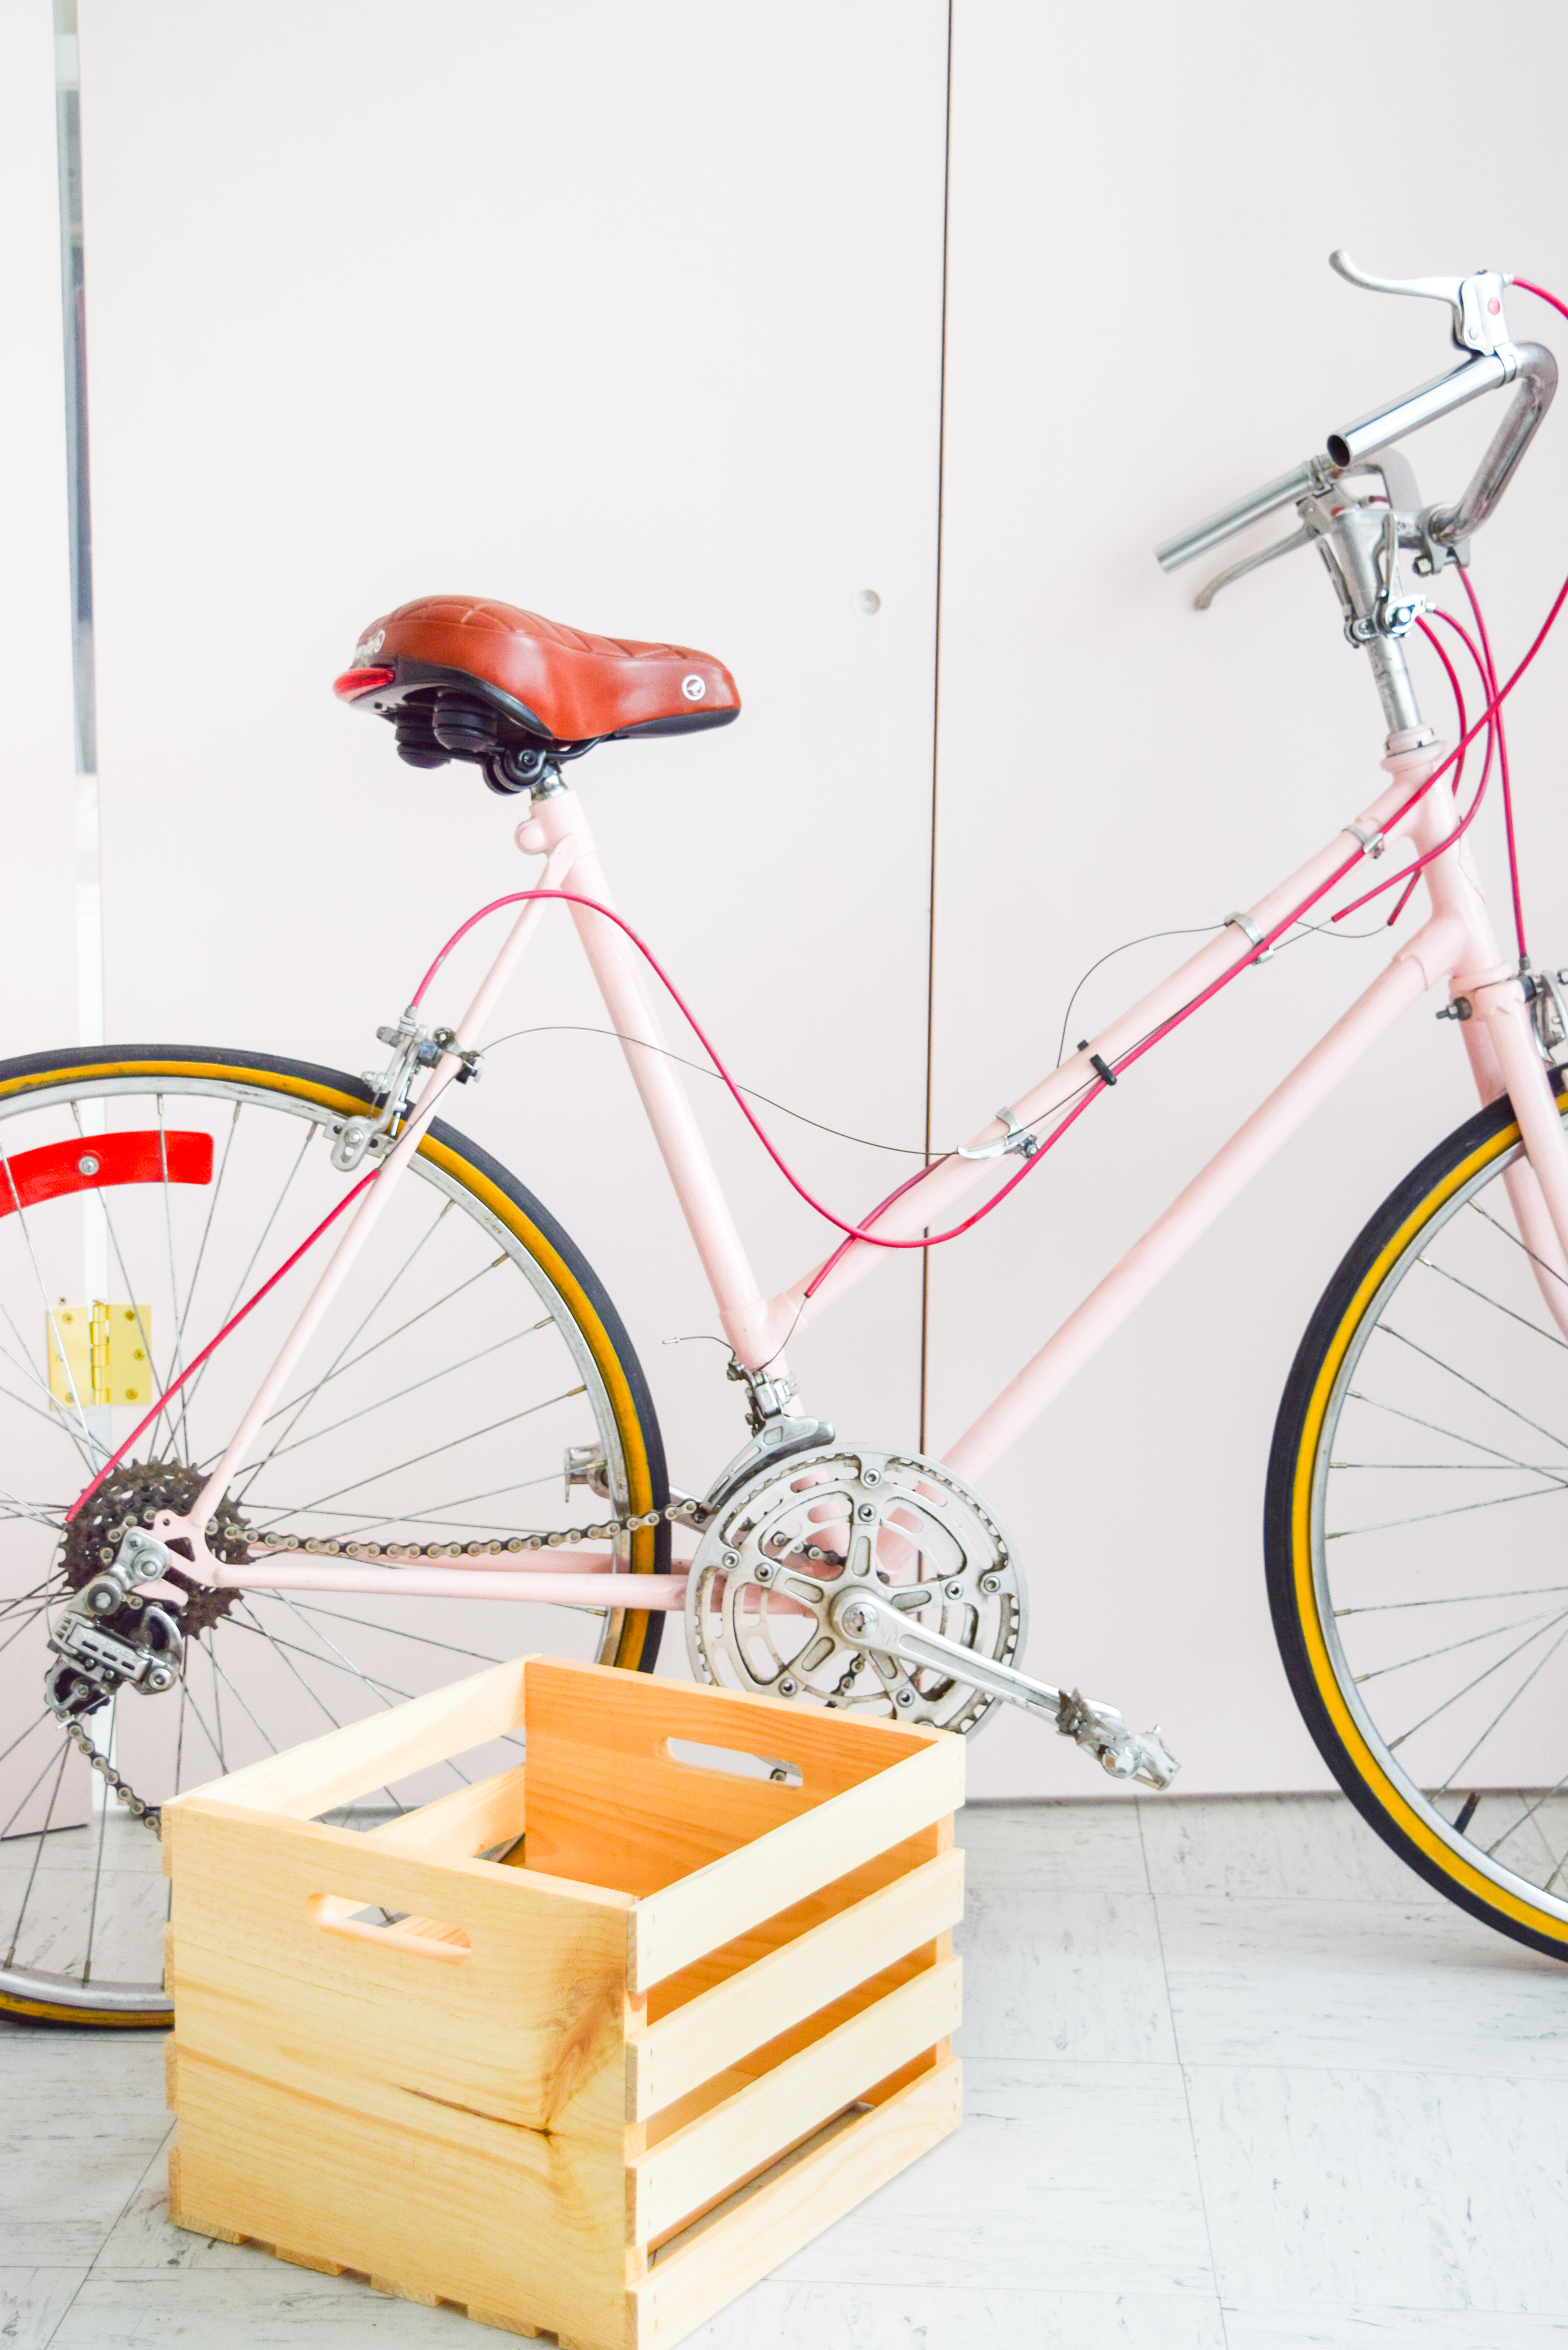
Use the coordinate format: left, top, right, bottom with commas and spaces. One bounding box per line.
52, 1495, 714, 1830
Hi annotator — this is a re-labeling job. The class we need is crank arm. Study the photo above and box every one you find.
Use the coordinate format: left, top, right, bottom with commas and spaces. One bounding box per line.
830, 1588, 1179, 1788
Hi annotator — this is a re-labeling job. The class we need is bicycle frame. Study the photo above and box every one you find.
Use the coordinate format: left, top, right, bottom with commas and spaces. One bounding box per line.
144, 696, 1568, 1616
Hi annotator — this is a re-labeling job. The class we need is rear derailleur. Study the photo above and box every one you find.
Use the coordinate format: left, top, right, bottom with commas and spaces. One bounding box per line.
45, 1529, 185, 1723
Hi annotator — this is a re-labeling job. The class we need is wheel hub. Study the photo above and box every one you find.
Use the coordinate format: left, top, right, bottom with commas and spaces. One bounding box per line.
61, 1461, 253, 1639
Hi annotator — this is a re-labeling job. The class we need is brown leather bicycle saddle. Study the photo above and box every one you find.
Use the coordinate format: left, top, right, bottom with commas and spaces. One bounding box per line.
334, 595, 741, 793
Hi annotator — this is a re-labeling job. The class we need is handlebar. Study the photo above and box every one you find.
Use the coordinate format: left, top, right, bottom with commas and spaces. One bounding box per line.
1155, 255, 1557, 577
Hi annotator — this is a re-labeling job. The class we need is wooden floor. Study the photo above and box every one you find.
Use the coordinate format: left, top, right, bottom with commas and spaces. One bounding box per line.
5, 1791, 1568, 2347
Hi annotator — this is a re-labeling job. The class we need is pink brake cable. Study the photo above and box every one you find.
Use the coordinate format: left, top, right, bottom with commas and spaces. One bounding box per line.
68, 278, 1568, 1520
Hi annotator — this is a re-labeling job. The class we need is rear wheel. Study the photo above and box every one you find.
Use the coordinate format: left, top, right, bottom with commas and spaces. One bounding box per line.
1266, 1083, 1568, 1958
0, 1044, 668, 2024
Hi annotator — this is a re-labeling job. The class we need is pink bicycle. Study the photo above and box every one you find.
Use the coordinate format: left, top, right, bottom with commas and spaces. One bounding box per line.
6, 251, 1568, 2023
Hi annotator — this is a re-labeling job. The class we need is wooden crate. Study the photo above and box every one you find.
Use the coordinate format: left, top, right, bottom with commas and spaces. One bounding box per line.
162, 1653, 964, 2349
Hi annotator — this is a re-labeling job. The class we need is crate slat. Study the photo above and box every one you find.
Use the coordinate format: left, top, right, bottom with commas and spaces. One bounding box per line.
192, 1655, 527, 1818
629, 1732, 963, 1994
360, 1761, 527, 1858
631, 2058, 962, 2348
630, 1953, 962, 2243
627, 1846, 963, 2119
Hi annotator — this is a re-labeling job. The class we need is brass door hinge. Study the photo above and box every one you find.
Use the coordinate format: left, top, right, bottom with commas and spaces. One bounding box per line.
48, 1301, 153, 1409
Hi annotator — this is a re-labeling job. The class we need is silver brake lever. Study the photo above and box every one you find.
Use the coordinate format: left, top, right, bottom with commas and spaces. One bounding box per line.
1193, 447, 1426, 612
1194, 523, 1313, 609
1329, 250, 1514, 358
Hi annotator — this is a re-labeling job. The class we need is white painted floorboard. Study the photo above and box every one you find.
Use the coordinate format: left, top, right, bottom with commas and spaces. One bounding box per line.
2, 1792, 1565, 2347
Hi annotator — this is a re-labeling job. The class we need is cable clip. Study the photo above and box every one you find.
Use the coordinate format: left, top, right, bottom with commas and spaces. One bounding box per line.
1079, 1045, 1119, 1088
1224, 910, 1277, 964
957, 1107, 1041, 1161
1345, 823, 1386, 860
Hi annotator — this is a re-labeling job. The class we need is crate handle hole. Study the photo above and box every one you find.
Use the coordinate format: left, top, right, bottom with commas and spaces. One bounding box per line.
308, 1893, 471, 1957
665, 1738, 803, 1789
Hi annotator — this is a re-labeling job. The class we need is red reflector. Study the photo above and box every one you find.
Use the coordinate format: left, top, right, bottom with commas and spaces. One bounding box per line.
0, 1130, 213, 1217
333, 666, 396, 700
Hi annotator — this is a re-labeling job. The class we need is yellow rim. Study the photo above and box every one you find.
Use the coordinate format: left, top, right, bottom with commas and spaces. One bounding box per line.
1288, 1110, 1568, 1942
0, 1994, 167, 2026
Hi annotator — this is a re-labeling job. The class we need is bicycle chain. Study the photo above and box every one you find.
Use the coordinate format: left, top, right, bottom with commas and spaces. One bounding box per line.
70, 1504, 852, 1831
64, 1493, 718, 1832
60, 1715, 164, 1833
245, 1492, 711, 1559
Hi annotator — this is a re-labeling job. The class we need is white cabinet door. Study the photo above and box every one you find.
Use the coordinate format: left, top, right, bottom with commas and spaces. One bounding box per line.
77, 1, 949, 1517
929, 0, 1568, 1794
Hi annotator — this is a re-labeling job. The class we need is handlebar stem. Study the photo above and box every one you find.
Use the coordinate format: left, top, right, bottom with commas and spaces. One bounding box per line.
1302, 498, 1425, 735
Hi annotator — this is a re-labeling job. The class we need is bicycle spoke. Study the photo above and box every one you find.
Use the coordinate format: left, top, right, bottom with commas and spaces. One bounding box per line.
3, 1740, 71, 1968
1374, 1325, 1568, 1460
235, 1325, 543, 1478
1354, 1601, 1568, 1683
258, 1594, 472, 1787
96, 1182, 176, 1457
0, 1166, 102, 1466
250, 1468, 566, 1542
172, 1676, 188, 1798
1415, 1250, 1568, 1352
1479, 1766, 1568, 1862
80, 1698, 116, 1984
177, 1672, 228, 1777
0, 1709, 56, 1773
175, 1100, 241, 1359
156, 1097, 194, 1460
1345, 1389, 1568, 1484
1327, 1480, 1568, 1540
1441, 1616, 1568, 1790
283, 1602, 513, 1666
295, 1259, 525, 1406
206, 1641, 227, 1773
1470, 1194, 1568, 1295
1389, 1605, 1568, 1752
228, 1607, 423, 1701
0, 1604, 55, 1662
207, 1645, 279, 1756
180, 1120, 317, 1422
227, 1203, 462, 1493
1338, 1580, 1568, 1616
1332, 1461, 1568, 1472
0, 1740, 71, 1840
0, 1315, 96, 1471
248, 1388, 586, 1520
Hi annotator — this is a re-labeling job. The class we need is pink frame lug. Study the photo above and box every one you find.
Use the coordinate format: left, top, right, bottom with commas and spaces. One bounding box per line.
147, 725, 1568, 1609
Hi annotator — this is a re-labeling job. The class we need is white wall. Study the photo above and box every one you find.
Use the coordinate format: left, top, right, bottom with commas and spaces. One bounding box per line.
931, 0, 1568, 1795
66, 0, 1568, 1794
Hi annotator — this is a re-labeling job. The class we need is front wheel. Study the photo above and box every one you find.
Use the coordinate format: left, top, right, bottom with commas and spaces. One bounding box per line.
1266, 1080, 1568, 1959
0, 1044, 669, 2024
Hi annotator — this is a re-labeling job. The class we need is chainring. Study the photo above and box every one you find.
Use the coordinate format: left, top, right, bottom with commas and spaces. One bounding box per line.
685, 1442, 1027, 1733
